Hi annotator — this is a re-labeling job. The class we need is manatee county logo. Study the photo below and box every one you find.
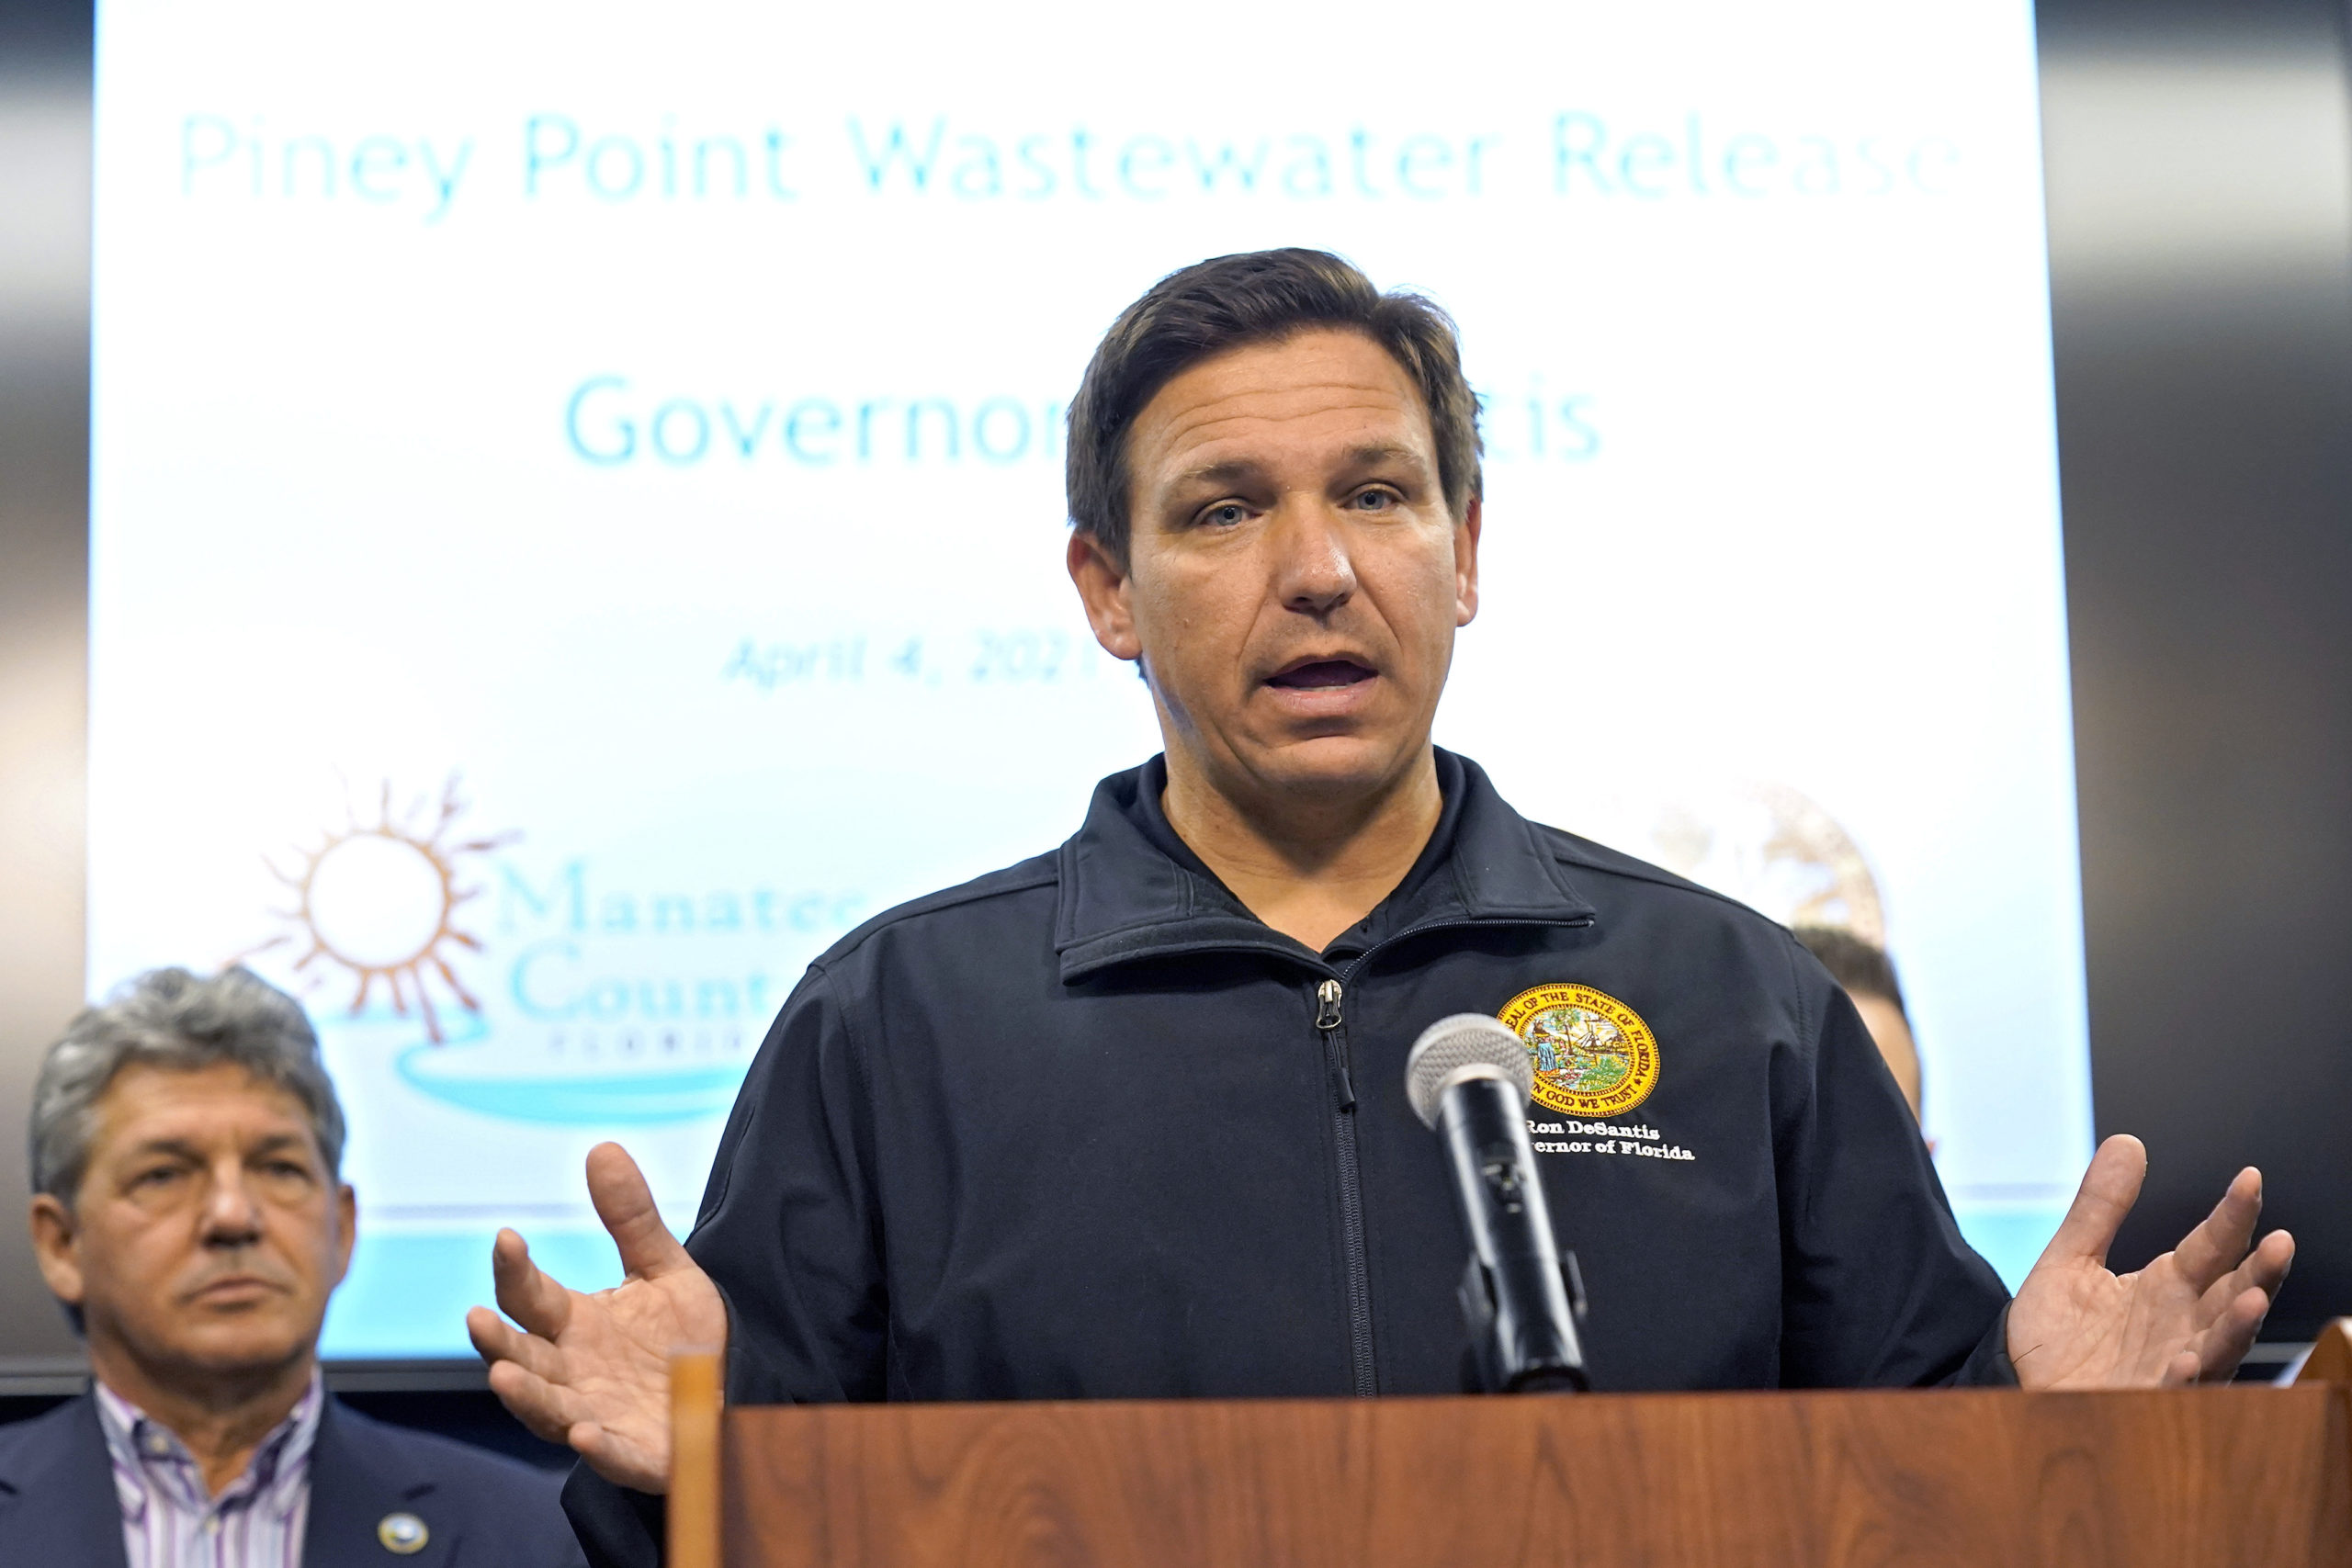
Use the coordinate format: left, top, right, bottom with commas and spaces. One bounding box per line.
1498, 983, 1660, 1118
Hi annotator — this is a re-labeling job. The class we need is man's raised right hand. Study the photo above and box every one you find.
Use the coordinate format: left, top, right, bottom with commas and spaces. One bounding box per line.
466, 1141, 727, 1494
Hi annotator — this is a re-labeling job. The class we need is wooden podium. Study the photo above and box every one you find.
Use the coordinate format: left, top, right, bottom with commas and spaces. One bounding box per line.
669, 1330, 2352, 1568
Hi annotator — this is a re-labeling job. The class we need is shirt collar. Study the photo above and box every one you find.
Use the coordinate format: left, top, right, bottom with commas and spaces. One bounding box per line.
95, 1368, 324, 1517
1053, 746, 1596, 982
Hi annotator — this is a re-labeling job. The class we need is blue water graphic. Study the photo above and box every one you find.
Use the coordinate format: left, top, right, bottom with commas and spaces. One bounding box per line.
393, 1048, 751, 1124
317, 1004, 747, 1125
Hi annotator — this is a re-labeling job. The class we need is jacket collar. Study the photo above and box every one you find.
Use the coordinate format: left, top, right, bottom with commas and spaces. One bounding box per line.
303, 1396, 457, 1567
0, 1386, 459, 1568
1054, 748, 1596, 982
0, 1392, 133, 1568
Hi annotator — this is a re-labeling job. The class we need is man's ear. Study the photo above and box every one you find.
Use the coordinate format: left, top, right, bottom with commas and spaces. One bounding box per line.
28, 1194, 86, 1309
1067, 530, 1143, 662
331, 1183, 357, 1290
1453, 494, 1483, 627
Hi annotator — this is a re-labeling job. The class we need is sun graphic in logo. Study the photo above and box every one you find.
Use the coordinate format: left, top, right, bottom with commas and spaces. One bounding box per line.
246, 778, 515, 1043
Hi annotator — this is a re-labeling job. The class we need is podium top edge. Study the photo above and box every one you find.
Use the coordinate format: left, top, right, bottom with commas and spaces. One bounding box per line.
720, 1383, 2347, 1421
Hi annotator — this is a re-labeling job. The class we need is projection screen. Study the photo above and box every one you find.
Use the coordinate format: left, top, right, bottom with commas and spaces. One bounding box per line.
86, 0, 2088, 1355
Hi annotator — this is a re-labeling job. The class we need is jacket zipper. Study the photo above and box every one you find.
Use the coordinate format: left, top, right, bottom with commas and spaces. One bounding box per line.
1315, 977, 1376, 1396
1304, 912, 1595, 1403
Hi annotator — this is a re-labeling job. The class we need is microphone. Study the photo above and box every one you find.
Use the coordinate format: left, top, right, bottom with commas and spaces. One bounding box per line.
1405, 1014, 1589, 1393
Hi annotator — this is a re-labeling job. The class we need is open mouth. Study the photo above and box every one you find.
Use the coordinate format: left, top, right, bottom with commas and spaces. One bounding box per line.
1266, 659, 1377, 691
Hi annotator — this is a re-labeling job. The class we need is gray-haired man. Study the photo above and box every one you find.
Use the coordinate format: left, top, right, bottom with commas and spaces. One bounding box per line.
0, 966, 585, 1566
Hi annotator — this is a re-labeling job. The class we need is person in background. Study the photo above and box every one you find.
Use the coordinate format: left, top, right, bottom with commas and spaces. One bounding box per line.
0, 966, 584, 1566
1796, 925, 1924, 1122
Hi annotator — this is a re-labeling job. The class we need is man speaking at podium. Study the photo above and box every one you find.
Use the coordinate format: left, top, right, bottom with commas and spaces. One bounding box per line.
468, 250, 2295, 1562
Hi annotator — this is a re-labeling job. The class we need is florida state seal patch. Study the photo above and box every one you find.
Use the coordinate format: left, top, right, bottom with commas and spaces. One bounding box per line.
1498, 983, 1661, 1118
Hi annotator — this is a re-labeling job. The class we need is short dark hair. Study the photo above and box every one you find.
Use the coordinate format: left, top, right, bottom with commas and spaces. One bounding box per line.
1792, 926, 1907, 1020
1066, 248, 1482, 564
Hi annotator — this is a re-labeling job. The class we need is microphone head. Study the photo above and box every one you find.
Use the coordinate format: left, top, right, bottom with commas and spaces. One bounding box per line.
1404, 1014, 1535, 1128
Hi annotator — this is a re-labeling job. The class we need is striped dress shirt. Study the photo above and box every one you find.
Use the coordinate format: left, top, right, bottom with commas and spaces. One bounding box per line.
93, 1372, 322, 1568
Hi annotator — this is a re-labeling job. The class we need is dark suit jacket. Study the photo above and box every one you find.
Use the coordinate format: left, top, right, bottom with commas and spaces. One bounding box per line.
0, 1388, 586, 1567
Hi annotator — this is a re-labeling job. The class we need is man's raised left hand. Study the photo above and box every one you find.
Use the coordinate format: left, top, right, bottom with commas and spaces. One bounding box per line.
2007, 1134, 2294, 1389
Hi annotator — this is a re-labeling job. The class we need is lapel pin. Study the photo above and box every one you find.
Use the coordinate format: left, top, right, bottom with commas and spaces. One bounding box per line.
378, 1512, 429, 1554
